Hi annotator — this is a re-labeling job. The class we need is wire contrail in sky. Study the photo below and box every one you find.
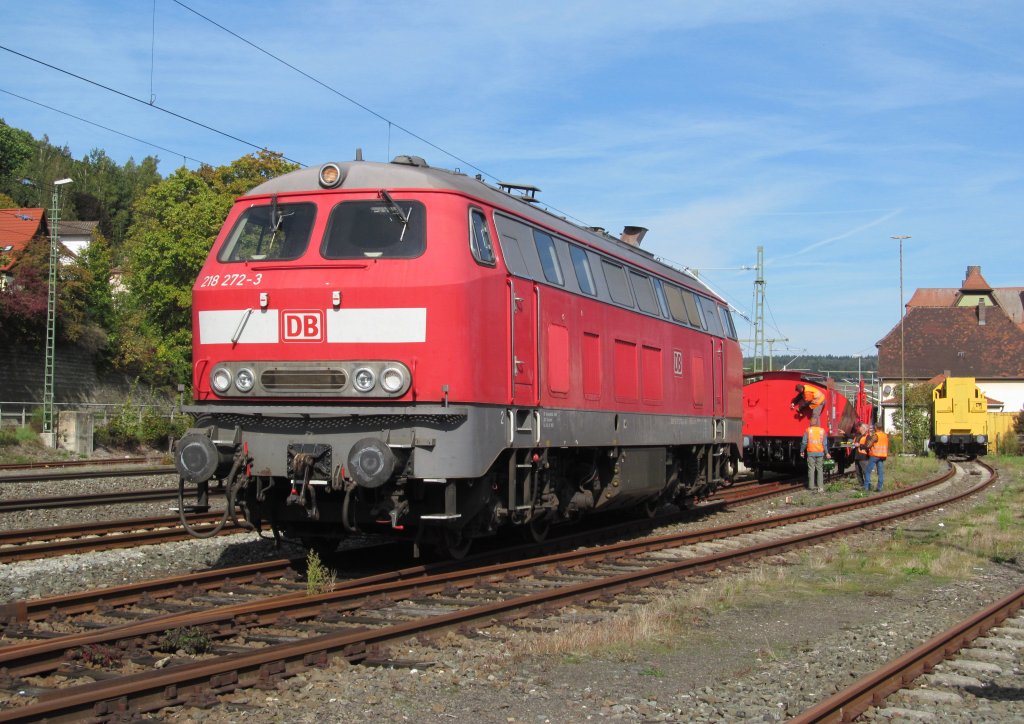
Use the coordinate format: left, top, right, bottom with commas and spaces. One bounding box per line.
770, 208, 904, 262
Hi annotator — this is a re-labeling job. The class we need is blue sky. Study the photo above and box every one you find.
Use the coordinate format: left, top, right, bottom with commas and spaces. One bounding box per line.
2, 1, 1022, 360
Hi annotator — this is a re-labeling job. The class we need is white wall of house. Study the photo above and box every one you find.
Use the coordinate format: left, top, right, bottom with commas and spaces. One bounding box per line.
975, 380, 1024, 413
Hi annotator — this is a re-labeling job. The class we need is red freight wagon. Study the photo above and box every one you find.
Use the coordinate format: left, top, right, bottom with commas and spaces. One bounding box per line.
741, 371, 862, 476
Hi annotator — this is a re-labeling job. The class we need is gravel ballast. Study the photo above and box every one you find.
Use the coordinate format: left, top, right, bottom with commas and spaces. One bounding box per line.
2, 463, 1022, 722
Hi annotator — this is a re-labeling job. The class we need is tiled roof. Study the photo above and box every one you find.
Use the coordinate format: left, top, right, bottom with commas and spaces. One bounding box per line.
992, 289, 1024, 326
907, 288, 958, 307
59, 220, 98, 237
877, 304, 1024, 379
0, 208, 48, 273
902, 266, 1024, 333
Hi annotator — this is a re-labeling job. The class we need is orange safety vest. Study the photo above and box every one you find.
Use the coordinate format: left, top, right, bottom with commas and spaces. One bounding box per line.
804, 387, 825, 408
869, 431, 888, 458
806, 426, 825, 453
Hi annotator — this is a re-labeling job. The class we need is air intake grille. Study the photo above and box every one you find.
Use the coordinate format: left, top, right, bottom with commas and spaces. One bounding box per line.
261, 368, 348, 391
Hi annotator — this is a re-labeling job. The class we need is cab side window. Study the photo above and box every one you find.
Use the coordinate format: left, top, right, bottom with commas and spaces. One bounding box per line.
569, 245, 597, 296
469, 209, 496, 265
533, 229, 565, 286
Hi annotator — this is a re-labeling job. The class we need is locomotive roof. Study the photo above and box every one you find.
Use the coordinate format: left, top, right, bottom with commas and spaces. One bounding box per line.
246, 156, 721, 301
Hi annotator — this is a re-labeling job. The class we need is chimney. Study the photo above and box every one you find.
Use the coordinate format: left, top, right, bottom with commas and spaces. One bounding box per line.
620, 226, 648, 246
978, 299, 986, 326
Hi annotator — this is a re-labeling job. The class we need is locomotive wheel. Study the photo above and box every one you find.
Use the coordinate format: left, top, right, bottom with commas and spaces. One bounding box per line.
521, 516, 551, 544
440, 529, 473, 560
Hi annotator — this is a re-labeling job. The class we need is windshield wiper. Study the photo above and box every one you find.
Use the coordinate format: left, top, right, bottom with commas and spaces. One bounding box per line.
378, 189, 410, 242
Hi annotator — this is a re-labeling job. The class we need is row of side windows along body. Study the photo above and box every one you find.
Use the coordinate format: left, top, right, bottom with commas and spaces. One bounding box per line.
533, 229, 565, 285
492, 210, 735, 339
218, 199, 427, 263
570, 245, 597, 295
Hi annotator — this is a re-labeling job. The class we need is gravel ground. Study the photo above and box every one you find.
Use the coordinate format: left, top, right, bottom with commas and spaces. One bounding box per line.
2, 463, 1022, 722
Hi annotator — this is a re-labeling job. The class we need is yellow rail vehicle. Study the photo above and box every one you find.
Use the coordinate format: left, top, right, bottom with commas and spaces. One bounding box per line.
931, 377, 988, 459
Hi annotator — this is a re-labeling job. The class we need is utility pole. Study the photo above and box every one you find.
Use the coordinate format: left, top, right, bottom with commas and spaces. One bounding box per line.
766, 337, 788, 371
43, 178, 73, 446
752, 246, 765, 372
892, 234, 911, 442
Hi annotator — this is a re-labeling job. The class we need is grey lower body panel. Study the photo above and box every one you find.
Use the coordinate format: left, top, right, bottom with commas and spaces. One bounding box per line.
184, 402, 740, 480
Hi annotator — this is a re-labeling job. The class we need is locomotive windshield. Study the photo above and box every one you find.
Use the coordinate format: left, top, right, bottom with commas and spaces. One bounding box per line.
218, 201, 316, 262
321, 199, 426, 259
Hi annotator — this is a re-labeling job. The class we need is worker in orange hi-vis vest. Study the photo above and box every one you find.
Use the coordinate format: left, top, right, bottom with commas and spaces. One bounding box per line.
864, 423, 889, 492
800, 423, 831, 492
790, 383, 825, 425
853, 423, 871, 488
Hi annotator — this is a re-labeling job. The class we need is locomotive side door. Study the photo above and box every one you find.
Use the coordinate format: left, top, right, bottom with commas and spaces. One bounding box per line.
509, 278, 538, 404
711, 337, 725, 420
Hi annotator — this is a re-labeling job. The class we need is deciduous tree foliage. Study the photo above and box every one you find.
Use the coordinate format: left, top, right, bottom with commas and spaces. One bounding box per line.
0, 120, 34, 183
117, 151, 298, 387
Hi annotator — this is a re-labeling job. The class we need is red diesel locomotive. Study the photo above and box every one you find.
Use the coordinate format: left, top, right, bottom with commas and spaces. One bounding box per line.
741, 371, 870, 477
173, 154, 743, 557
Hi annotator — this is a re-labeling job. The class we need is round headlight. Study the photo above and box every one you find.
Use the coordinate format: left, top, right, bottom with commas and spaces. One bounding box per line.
380, 366, 405, 393
235, 368, 255, 392
211, 367, 232, 393
976, 435, 987, 444
318, 163, 343, 188
743, 436, 751, 448
353, 367, 376, 392
939, 435, 949, 444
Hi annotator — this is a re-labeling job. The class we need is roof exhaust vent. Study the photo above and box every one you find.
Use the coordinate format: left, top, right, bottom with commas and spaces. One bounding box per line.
620, 226, 648, 246
392, 155, 429, 167
355, 148, 363, 161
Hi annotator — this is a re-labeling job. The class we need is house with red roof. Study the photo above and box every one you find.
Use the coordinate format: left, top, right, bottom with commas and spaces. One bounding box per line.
0, 208, 92, 291
0, 207, 50, 291
875, 265, 1024, 428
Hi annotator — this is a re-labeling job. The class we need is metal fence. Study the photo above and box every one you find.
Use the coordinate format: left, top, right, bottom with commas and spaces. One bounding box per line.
0, 401, 180, 430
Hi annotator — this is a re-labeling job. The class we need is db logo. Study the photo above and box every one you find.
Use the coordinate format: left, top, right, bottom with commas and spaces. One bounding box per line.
673, 350, 684, 377
282, 310, 324, 342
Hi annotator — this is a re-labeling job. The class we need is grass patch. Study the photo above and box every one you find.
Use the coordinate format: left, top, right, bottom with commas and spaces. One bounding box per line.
158, 626, 212, 655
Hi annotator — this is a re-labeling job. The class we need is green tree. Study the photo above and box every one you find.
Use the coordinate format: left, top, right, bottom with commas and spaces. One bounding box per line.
57, 228, 117, 356
890, 382, 932, 455
0, 120, 34, 185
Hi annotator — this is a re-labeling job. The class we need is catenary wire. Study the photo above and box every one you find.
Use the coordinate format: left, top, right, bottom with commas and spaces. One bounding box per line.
170, 0, 493, 182
166, 1, 594, 227
0, 87, 208, 166
0, 44, 304, 167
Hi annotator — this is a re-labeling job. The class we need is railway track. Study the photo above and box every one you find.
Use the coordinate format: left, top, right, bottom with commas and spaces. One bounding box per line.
0, 461, 991, 722
0, 472, 794, 564
0, 465, 177, 483
0, 512, 239, 563
0, 477, 792, 617
0, 457, 154, 471
794, 580, 1024, 723
0, 485, 223, 514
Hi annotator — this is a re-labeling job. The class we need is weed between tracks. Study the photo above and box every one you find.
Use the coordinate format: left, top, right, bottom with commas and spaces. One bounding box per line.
306, 549, 337, 595
516, 457, 1024, 662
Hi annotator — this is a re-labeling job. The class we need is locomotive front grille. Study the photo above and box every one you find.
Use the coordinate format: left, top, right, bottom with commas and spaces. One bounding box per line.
261, 368, 348, 391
